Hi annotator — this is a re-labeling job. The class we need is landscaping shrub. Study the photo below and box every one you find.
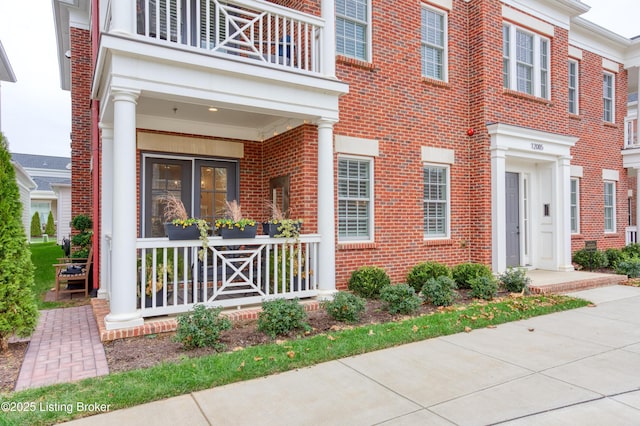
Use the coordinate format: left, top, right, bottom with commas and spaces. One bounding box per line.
173, 304, 231, 350
470, 275, 498, 300
347, 266, 390, 299
452, 262, 493, 289
71, 214, 93, 258
614, 256, 640, 278
258, 298, 309, 338
30, 212, 41, 237
499, 267, 531, 293
421, 276, 457, 307
622, 243, 640, 258
0, 133, 39, 351
605, 248, 626, 269
323, 291, 366, 323
379, 284, 421, 315
572, 249, 608, 270
45, 211, 56, 236
406, 261, 452, 293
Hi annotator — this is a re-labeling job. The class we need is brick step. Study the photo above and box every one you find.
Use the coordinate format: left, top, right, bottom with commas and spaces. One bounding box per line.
529, 274, 627, 295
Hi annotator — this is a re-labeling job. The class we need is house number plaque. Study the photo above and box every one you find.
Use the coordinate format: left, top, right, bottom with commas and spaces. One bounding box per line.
531, 143, 544, 151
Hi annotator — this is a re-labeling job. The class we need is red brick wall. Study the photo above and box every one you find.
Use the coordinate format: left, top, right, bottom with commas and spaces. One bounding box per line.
70, 27, 93, 222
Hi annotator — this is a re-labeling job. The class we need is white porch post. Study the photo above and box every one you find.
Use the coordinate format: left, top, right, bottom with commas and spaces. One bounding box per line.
557, 156, 574, 271
636, 171, 640, 236
98, 124, 113, 300
317, 119, 337, 297
109, 0, 134, 34
491, 146, 507, 273
321, 0, 336, 78
104, 89, 143, 330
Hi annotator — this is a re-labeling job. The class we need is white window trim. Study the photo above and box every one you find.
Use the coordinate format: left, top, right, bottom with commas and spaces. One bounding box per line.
336, 0, 372, 62
603, 71, 615, 123
421, 4, 448, 82
337, 154, 374, 243
568, 59, 579, 115
570, 177, 580, 234
604, 180, 616, 233
503, 23, 550, 99
423, 162, 450, 239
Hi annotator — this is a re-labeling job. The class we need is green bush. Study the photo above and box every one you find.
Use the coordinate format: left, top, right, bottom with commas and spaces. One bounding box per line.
379, 284, 422, 315
323, 291, 366, 323
452, 263, 493, 289
406, 261, 452, 293
572, 249, 608, 270
258, 298, 310, 338
614, 256, 640, 278
173, 304, 231, 350
470, 275, 498, 300
0, 132, 39, 351
347, 266, 391, 299
70, 214, 93, 258
499, 267, 531, 293
421, 276, 457, 306
30, 212, 41, 237
622, 243, 640, 258
45, 211, 56, 236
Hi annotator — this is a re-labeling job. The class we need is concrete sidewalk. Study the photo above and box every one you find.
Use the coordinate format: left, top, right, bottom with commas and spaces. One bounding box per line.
66, 285, 640, 425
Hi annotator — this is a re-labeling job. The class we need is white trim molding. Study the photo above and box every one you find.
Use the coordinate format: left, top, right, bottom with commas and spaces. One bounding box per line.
335, 135, 379, 157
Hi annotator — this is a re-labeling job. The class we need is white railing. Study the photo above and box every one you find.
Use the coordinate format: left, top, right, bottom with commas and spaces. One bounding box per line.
135, 0, 323, 73
625, 117, 638, 148
136, 234, 320, 317
626, 226, 637, 245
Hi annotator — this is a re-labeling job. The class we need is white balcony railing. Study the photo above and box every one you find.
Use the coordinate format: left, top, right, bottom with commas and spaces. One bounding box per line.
626, 226, 637, 245
625, 117, 638, 148
135, 234, 320, 317
134, 0, 323, 73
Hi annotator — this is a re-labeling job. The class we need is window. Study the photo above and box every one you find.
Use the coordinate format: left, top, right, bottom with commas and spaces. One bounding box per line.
603, 72, 615, 123
421, 6, 446, 81
568, 60, 578, 114
336, 0, 369, 61
503, 23, 550, 99
604, 181, 616, 232
570, 178, 579, 234
423, 165, 449, 238
338, 157, 373, 240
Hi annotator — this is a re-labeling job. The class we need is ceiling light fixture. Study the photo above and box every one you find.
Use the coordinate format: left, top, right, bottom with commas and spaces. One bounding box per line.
208, 107, 218, 112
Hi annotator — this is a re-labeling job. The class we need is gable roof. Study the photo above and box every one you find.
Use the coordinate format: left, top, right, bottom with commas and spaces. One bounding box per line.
11, 153, 71, 192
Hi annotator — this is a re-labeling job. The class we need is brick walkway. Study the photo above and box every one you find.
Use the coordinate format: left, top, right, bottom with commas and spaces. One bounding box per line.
15, 306, 109, 391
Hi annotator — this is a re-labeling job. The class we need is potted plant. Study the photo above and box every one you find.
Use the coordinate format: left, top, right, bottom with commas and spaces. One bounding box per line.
215, 200, 257, 239
262, 201, 302, 238
162, 194, 210, 245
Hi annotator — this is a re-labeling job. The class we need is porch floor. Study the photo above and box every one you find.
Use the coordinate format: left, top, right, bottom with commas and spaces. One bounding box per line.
92, 269, 628, 342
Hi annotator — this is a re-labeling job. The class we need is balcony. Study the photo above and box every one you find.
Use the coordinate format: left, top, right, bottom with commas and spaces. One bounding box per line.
127, 0, 325, 75
625, 116, 638, 148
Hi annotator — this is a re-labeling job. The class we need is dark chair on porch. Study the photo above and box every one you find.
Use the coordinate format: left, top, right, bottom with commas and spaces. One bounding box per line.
53, 247, 93, 299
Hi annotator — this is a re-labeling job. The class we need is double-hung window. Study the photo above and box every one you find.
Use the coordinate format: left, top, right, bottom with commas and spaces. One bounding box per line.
603, 72, 615, 122
421, 6, 447, 81
424, 165, 449, 238
604, 181, 616, 232
336, 0, 369, 61
503, 23, 550, 99
570, 178, 579, 234
568, 60, 579, 114
338, 157, 373, 241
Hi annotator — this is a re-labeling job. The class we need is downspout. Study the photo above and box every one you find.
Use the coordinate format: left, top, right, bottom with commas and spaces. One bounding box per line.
91, 0, 100, 294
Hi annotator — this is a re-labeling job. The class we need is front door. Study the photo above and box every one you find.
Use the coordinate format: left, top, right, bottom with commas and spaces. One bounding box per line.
506, 172, 520, 267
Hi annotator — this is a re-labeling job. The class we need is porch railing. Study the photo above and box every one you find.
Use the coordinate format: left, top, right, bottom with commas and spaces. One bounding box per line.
134, 0, 324, 74
626, 226, 637, 245
136, 234, 320, 317
625, 117, 638, 148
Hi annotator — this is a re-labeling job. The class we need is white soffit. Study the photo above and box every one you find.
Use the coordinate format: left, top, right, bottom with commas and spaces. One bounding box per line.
569, 17, 629, 64
335, 135, 379, 156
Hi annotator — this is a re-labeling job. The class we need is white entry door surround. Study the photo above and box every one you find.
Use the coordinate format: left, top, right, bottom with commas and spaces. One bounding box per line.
488, 123, 578, 273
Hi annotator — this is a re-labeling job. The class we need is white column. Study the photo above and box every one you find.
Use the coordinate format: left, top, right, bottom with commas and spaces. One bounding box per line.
636, 171, 640, 239
105, 89, 143, 330
109, 0, 135, 35
321, 0, 336, 77
491, 146, 507, 273
557, 156, 574, 271
317, 119, 337, 297
98, 124, 113, 300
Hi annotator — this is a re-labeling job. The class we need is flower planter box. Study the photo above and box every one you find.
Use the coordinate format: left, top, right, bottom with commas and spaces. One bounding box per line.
262, 221, 302, 237
165, 223, 200, 240
220, 224, 258, 239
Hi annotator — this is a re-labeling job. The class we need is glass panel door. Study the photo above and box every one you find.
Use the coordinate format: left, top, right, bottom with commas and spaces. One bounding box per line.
196, 160, 238, 227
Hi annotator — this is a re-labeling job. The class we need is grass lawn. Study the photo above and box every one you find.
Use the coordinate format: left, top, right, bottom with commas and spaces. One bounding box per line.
0, 294, 589, 426
29, 242, 67, 309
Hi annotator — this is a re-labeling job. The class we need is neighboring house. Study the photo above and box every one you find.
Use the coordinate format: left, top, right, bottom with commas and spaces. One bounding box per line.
52, 0, 640, 331
11, 153, 72, 244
